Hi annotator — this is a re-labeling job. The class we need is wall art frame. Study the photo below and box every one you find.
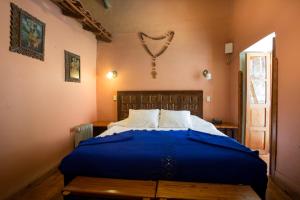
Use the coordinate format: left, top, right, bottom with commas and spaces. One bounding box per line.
9, 3, 46, 61
65, 50, 81, 83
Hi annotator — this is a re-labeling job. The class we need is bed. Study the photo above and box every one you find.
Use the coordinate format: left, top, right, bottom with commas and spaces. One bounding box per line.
60, 90, 267, 199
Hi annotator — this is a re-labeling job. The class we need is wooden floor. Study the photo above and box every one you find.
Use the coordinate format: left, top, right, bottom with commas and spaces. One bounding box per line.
8, 169, 292, 200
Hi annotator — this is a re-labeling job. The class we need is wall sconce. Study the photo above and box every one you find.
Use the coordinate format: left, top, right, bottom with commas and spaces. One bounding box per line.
106, 70, 118, 80
202, 69, 212, 80
225, 42, 233, 64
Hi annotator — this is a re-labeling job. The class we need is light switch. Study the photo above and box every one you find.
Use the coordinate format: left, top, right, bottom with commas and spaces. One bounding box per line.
206, 96, 211, 103
113, 95, 117, 101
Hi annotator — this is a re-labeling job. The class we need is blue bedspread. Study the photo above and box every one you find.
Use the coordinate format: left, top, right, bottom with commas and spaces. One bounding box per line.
60, 130, 267, 199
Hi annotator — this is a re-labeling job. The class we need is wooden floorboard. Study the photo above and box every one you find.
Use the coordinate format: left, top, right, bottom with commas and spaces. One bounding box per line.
7, 169, 292, 200
7, 169, 64, 200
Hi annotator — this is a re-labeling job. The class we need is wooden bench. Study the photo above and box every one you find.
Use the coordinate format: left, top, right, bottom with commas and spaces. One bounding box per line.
62, 177, 260, 200
62, 176, 156, 199
156, 180, 260, 200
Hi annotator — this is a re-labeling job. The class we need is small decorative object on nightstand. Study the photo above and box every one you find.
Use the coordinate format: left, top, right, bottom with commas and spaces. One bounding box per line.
215, 122, 238, 139
92, 121, 112, 136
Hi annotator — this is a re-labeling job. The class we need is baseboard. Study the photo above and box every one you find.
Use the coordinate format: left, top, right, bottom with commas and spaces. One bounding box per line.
271, 170, 300, 199
4, 161, 60, 200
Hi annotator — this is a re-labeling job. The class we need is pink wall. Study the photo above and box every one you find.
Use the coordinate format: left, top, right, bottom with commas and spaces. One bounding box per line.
1, 0, 298, 199
229, 0, 300, 197
0, 0, 97, 199
96, 0, 233, 122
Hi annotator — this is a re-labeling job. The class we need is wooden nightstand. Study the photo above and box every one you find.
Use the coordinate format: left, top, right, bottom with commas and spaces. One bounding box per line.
215, 122, 238, 139
92, 121, 112, 136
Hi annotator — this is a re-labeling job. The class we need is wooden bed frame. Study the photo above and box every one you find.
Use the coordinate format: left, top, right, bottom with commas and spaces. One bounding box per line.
62, 90, 261, 199
117, 90, 203, 120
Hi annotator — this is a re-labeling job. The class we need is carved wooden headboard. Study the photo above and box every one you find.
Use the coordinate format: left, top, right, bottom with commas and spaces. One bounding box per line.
117, 90, 203, 120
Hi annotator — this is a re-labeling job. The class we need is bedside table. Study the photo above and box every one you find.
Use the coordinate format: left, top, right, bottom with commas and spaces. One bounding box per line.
215, 122, 238, 139
92, 121, 112, 136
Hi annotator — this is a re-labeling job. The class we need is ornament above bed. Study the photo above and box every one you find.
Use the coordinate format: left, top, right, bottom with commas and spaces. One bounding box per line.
138, 31, 175, 79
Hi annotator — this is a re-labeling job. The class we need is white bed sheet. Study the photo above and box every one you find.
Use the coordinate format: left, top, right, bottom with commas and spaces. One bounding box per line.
98, 115, 227, 137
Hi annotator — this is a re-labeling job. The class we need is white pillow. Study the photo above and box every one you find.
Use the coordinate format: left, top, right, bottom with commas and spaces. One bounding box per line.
126, 109, 159, 128
159, 109, 192, 128
190, 115, 227, 137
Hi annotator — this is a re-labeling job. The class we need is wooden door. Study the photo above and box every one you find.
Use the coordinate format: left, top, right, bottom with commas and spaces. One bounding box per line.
246, 53, 271, 154
270, 37, 278, 176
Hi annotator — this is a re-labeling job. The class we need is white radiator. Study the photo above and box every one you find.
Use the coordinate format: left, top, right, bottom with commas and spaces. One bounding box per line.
74, 124, 93, 148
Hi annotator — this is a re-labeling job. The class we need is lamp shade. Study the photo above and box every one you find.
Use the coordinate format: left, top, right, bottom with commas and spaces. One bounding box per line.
106, 71, 117, 79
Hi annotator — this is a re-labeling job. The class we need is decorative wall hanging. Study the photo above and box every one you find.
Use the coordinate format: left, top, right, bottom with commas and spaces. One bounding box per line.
9, 3, 46, 61
65, 51, 80, 83
138, 31, 175, 79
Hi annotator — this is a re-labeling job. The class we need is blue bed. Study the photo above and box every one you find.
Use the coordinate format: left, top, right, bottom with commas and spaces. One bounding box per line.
60, 129, 267, 199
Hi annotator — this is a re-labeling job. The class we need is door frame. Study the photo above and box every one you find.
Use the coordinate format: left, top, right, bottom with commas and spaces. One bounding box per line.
270, 37, 278, 177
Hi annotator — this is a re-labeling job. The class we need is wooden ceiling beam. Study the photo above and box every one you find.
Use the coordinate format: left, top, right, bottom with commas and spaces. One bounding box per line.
51, 0, 112, 42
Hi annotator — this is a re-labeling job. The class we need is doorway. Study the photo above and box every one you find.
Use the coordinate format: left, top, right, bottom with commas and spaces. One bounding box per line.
246, 53, 271, 155
240, 33, 276, 174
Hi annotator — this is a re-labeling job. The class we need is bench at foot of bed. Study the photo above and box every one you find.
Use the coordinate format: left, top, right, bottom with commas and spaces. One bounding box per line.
62, 176, 260, 200
62, 176, 156, 200
156, 180, 260, 200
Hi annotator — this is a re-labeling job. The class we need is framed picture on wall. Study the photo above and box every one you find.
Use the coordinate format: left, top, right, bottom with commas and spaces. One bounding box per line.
65, 51, 81, 83
9, 3, 46, 61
